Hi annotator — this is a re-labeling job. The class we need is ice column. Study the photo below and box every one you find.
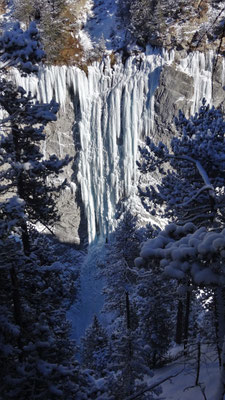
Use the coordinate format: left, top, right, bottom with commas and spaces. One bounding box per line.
12, 48, 223, 243
179, 50, 214, 111
18, 48, 166, 243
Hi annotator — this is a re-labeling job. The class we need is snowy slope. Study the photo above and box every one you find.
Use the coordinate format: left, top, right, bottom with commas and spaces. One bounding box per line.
152, 345, 220, 400
81, 0, 225, 53
82, 0, 128, 50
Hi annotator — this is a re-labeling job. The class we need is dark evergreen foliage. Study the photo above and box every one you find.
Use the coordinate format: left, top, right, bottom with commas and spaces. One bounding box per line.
108, 328, 154, 400
0, 23, 93, 399
98, 211, 162, 398
137, 100, 225, 228
0, 21, 45, 73
118, 0, 197, 45
81, 315, 108, 375
0, 80, 71, 232
100, 211, 141, 321
0, 237, 81, 399
134, 258, 175, 367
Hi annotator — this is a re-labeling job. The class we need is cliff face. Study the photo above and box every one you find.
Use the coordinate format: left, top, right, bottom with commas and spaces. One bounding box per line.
154, 53, 225, 140
7, 1, 224, 246
15, 46, 224, 245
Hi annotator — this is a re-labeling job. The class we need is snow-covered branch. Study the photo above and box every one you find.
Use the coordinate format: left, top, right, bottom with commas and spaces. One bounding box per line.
176, 185, 215, 208
167, 154, 214, 190
125, 369, 184, 400
138, 101, 225, 225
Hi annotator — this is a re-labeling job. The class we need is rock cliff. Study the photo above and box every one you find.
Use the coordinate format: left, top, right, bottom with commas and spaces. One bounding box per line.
15, 46, 224, 245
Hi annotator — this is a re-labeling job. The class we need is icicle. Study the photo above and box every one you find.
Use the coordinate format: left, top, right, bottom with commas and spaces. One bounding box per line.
222, 57, 225, 88
178, 50, 214, 112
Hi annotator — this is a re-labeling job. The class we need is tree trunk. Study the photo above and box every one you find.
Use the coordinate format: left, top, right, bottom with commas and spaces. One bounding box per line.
10, 266, 22, 327
214, 295, 222, 367
195, 341, 201, 386
126, 291, 131, 330
20, 219, 31, 256
214, 288, 225, 353
215, 335, 225, 400
184, 287, 191, 354
175, 299, 183, 344
12, 123, 31, 255
10, 265, 23, 360
125, 292, 132, 396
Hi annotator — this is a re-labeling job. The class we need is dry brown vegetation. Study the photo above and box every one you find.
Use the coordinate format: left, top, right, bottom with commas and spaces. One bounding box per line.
44, 0, 92, 69
51, 1, 108, 71
0, 0, 6, 15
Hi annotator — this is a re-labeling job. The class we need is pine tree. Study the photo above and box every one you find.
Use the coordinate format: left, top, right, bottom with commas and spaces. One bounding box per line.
100, 211, 142, 325
14, 0, 66, 25
81, 315, 108, 376
0, 22, 72, 253
108, 327, 153, 399
39, 0, 67, 63
124, 0, 201, 46
134, 257, 175, 367
0, 21, 45, 73
12, 0, 81, 65
0, 23, 93, 400
14, 0, 40, 27
138, 100, 225, 228
0, 239, 81, 399
137, 100, 225, 352
0, 80, 71, 253
136, 222, 225, 354
98, 211, 159, 398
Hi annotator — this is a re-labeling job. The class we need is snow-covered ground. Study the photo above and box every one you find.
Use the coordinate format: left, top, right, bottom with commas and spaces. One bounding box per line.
82, 0, 225, 54
151, 345, 220, 400
67, 243, 105, 342
82, 0, 128, 50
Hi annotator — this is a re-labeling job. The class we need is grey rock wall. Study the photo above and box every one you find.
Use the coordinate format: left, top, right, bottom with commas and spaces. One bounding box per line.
154, 65, 194, 142
42, 52, 224, 245
44, 100, 87, 246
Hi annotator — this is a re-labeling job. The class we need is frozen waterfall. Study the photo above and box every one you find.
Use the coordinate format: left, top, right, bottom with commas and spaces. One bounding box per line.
13, 47, 224, 244
11, 47, 224, 340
